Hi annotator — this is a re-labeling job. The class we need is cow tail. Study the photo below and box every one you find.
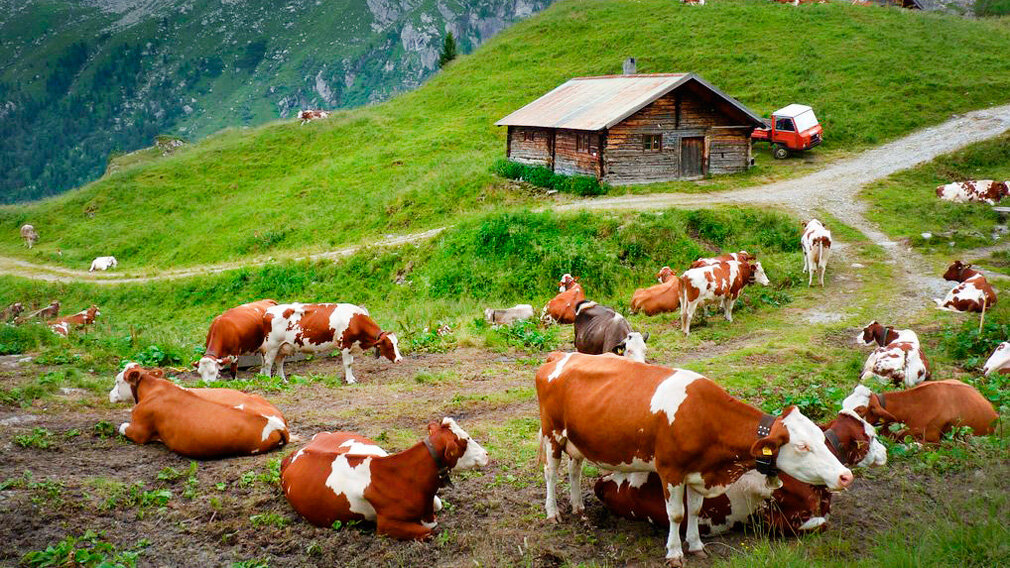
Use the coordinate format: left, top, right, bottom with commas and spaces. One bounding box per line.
536, 430, 545, 466
680, 276, 690, 331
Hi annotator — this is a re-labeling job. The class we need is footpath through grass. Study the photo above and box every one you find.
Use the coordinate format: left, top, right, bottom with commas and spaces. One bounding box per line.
3, 0, 1010, 270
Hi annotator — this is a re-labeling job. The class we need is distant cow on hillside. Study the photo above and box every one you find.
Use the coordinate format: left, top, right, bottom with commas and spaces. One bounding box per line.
934, 260, 997, 331
90, 256, 118, 272
1, 302, 24, 322
936, 180, 1009, 205
299, 109, 330, 124
20, 224, 38, 248
801, 219, 832, 287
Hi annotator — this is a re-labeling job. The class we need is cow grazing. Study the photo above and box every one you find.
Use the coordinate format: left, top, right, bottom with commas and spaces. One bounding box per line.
541, 273, 585, 325
89, 256, 118, 272
934, 260, 997, 331
48, 304, 100, 337
194, 299, 278, 383
855, 321, 930, 388
631, 270, 681, 316
593, 410, 885, 536
1, 302, 23, 322
536, 353, 852, 565
298, 109, 330, 124
110, 363, 287, 420
690, 251, 753, 269
801, 219, 832, 287
573, 301, 648, 362
842, 382, 998, 442
261, 302, 401, 383
20, 224, 38, 248
280, 418, 488, 539
114, 366, 289, 459
484, 304, 535, 325
982, 342, 1010, 376
680, 259, 769, 335
935, 180, 1010, 205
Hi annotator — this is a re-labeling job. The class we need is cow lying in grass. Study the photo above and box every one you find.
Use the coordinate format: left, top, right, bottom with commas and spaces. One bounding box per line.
573, 301, 648, 362
842, 383, 997, 442
982, 342, 1010, 375
280, 418, 488, 540
593, 409, 885, 536
110, 365, 289, 459
935, 180, 1009, 205
49, 305, 100, 337
855, 321, 930, 388
630, 267, 681, 316
934, 260, 997, 331
541, 273, 585, 325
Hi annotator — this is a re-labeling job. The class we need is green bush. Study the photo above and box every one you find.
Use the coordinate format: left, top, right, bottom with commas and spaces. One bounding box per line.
975, 0, 1010, 16
491, 159, 609, 197
0, 324, 57, 355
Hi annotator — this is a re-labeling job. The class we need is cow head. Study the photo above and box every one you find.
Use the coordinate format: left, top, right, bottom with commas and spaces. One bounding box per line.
982, 342, 1010, 376
109, 363, 165, 403
855, 321, 892, 346
365, 331, 402, 363
193, 355, 237, 384
558, 273, 578, 292
614, 331, 649, 362
824, 410, 887, 469
752, 407, 853, 492
751, 262, 770, 286
656, 266, 674, 283
841, 385, 899, 429
85, 305, 100, 323
942, 260, 971, 282
428, 417, 489, 470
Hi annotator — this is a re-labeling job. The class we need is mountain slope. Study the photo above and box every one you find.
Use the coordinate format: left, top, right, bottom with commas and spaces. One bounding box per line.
0, 0, 552, 203
3, 0, 1010, 270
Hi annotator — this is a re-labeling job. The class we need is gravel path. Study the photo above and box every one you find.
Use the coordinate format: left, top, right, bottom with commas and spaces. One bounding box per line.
3, 103, 1010, 294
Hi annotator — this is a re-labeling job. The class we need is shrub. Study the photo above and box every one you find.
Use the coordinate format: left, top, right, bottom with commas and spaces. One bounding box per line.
491, 159, 609, 196
22, 530, 149, 568
975, 0, 1010, 16
0, 324, 56, 355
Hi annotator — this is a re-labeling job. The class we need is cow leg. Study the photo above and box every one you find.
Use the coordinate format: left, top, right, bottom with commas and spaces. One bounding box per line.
276, 355, 287, 382
663, 482, 687, 566
119, 420, 155, 445
341, 349, 356, 384
543, 437, 563, 522
260, 347, 277, 377
684, 486, 707, 557
568, 457, 585, 516
375, 515, 433, 541
230, 360, 238, 380
722, 297, 734, 322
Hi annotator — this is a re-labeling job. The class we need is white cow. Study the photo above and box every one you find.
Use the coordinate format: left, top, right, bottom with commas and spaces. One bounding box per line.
801, 219, 832, 287
982, 342, 1010, 376
89, 256, 118, 272
484, 304, 535, 325
935, 180, 1009, 205
20, 224, 38, 248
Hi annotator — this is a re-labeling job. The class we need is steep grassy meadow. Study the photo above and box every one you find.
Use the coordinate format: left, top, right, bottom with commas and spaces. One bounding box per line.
4, 0, 1010, 271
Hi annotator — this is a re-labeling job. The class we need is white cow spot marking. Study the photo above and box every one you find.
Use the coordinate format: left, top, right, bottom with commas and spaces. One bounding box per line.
338, 439, 388, 457
547, 353, 575, 382
649, 370, 703, 424
260, 415, 287, 442
325, 456, 378, 520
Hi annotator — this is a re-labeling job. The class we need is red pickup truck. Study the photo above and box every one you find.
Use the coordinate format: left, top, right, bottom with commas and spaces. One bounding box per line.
752, 104, 823, 159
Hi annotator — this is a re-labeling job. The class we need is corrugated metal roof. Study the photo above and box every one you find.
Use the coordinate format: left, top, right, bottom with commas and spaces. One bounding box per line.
495, 73, 764, 131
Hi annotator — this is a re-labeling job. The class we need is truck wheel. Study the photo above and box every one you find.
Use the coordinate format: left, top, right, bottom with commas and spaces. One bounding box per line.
773, 145, 790, 160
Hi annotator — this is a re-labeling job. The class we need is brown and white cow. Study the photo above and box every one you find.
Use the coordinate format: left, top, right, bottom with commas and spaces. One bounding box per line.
855, 321, 930, 388
536, 353, 852, 565
593, 409, 885, 536
631, 270, 681, 316
801, 219, 832, 287
842, 382, 998, 443
194, 299, 278, 383
484, 304, 535, 325
20, 224, 38, 248
114, 367, 289, 459
935, 180, 1010, 205
110, 362, 288, 423
1, 302, 23, 322
20, 300, 61, 323
48, 304, 100, 337
982, 342, 1010, 376
933, 260, 997, 331
261, 302, 401, 383
680, 259, 769, 335
541, 273, 585, 325
573, 301, 648, 362
280, 418, 488, 540
690, 251, 754, 269
298, 109, 330, 124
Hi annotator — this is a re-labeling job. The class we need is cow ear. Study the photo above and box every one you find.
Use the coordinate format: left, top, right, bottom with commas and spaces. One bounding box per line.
427, 421, 441, 435
149, 368, 165, 378
443, 439, 463, 462
750, 419, 789, 458
124, 368, 144, 386
868, 396, 899, 424
613, 342, 626, 356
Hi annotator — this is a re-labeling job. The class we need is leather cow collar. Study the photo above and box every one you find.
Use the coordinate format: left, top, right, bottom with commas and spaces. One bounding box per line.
755, 413, 779, 477
423, 437, 453, 487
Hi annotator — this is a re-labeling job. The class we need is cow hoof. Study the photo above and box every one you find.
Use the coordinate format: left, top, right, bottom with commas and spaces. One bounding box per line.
688, 548, 708, 559
546, 515, 561, 524
665, 557, 685, 568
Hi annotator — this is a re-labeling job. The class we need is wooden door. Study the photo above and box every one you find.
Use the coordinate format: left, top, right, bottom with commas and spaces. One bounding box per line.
680, 137, 704, 178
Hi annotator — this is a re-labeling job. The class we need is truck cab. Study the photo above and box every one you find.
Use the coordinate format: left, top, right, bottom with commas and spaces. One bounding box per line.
752, 104, 823, 159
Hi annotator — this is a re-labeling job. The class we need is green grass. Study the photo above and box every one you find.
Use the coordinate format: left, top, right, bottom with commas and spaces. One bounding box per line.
861, 132, 1010, 256
4, 0, 1010, 270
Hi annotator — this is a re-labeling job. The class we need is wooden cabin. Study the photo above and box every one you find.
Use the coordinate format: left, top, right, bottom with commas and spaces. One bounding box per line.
495, 73, 765, 185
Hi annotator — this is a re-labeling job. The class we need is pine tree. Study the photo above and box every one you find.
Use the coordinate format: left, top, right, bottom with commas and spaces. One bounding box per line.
438, 32, 457, 69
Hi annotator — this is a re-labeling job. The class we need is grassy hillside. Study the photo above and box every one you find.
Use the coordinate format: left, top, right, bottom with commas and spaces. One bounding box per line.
4, 0, 1010, 270
0, 0, 550, 202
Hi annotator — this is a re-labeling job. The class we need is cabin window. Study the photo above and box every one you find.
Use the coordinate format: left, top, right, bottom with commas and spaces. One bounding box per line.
775, 118, 795, 132
576, 133, 593, 154
643, 134, 662, 152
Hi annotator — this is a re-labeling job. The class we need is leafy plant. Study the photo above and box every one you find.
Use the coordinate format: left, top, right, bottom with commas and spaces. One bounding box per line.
14, 427, 55, 450
23, 530, 149, 568
491, 159, 608, 196
249, 512, 289, 528
93, 420, 116, 439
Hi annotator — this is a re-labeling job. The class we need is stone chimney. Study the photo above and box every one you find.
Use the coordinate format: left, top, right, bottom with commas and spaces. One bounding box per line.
623, 57, 636, 75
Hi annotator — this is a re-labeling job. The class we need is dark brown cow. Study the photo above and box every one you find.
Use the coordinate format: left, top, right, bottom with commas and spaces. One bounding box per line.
934, 261, 997, 331
280, 418, 488, 539
541, 273, 585, 325
680, 259, 769, 335
115, 367, 289, 459
573, 301, 648, 362
593, 410, 885, 536
261, 302, 401, 383
194, 299, 278, 383
631, 270, 682, 316
1, 302, 23, 322
843, 382, 998, 442
536, 353, 852, 565
48, 304, 100, 337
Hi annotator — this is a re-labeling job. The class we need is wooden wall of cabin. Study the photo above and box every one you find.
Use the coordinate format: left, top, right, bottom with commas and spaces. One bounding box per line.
553, 129, 602, 177
508, 126, 554, 168
603, 88, 753, 185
